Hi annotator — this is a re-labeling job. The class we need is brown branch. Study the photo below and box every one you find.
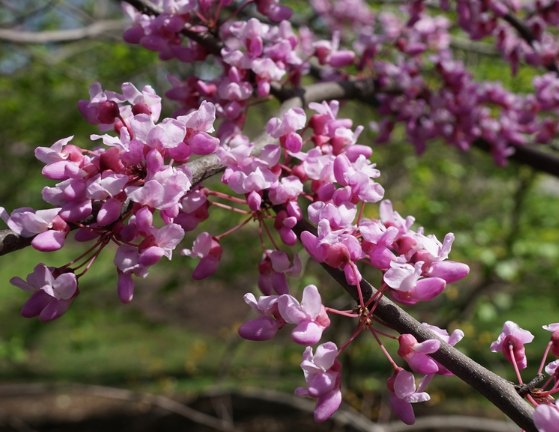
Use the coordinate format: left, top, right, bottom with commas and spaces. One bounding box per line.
0, 20, 126, 44
317, 256, 535, 431
384, 415, 520, 432
0, 383, 233, 431
502, 12, 559, 75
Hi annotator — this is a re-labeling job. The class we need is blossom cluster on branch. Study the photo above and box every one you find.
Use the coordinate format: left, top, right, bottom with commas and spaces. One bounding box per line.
2, 0, 559, 430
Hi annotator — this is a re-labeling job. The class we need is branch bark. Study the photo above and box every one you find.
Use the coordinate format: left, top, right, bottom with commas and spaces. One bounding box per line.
0, 20, 126, 44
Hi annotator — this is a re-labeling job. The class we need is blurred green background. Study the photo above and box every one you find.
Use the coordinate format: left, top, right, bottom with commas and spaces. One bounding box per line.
0, 0, 558, 429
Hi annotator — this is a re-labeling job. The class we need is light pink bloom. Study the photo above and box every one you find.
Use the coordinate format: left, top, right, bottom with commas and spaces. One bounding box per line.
10, 264, 77, 322
423, 323, 464, 375
533, 404, 559, 432
294, 342, 342, 422
387, 368, 431, 425
266, 108, 306, 138
398, 334, 441, 374
238, 293, 285, 341
258, 251, 301, 295
491, 321, 534, 369
181, 232, 222, 280
543, 323, 559, 356
279, 285, 330, 345
126, 167, 191, 210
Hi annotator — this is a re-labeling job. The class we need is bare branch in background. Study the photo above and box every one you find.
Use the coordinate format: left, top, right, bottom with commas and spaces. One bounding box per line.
0, 20, 126, 44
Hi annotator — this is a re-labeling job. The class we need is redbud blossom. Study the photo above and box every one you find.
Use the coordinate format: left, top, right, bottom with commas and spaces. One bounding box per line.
491, 321, 534, 369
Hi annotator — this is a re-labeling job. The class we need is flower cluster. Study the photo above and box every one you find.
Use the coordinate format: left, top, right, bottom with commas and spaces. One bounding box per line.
0, 82, 232, 318
491, 321, 559, 432
7, 0, 558, 427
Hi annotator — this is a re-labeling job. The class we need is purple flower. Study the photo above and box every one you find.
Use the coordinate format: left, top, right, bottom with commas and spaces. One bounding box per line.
126, 166, 191, 210
257, 251, 301, 295
543, 323, 559, 356
294, 342, 342, 422
279, 285, 330, 345
533, 403, 559, 432
238, 293, 285, 341
422, 323, 464, 375
266, 107, 307, 138
398, 334, 441, 375
490, 321, 534, 369
78, 82, 125, 127
0, 207, 69, 252
385, 259, 446, 305
10, 264, 78, 322
387, 368, 431, 425
181, 232, 223, 280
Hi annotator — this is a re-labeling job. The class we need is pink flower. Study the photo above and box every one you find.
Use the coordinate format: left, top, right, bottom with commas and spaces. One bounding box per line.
294, 342, 342, 422
257, 251, 301, 295
543, 323, 559, 356
266, 107, 306, 138
10, 264, 78, 322
1, 207, 69, 252
126, 167, 191, 210
533, 404, 559, 432
491, 321, 534, 369
279, 285, 330, 345
385, 259, 446, 305
387, 368, 431, 425
181, 232, 223, 280
398, 334, 441, 375
238, 294, 285, 341
78, 82, 125, 127
422, 323, 464, 375
314, 31, 355, 68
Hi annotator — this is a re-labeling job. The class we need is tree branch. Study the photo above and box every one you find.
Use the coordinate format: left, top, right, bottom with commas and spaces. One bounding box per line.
502, 12, 559, 75
0, 383, 233, 431
0, 20, 126, 44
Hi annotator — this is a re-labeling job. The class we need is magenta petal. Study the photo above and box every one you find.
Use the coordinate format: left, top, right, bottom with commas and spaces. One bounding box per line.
74, 227, 101, 242
267, 4, 293, 22
328, 50, 355, 68
258, 274, 273, 296
271, 272, 289, 295
123, 26, 144, 44
192, 255, 219, 280
279, 227, 297, 246
407, 353, 440, 375
533, 404, 559, 432
414, 277, 446, 301
308, 370, 337, 397
292, 321, 323, 345
39, 298, 72, 322
21, 291, 52, 318
345, 145, 372, 162
390, 393, 415, 425
31, 230, 66, 252
59, 200, 92, 221
369, 245, 396, 269
301, 231, 327, 262
97, 198, 123, 226
238, 316, 279, 341
118, 272, 134, 303
429, 261, 470, 283
138, 246, 164, 267
314, 388, 342, 423
42, 161, 71, 180
188, 132, 220, 155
